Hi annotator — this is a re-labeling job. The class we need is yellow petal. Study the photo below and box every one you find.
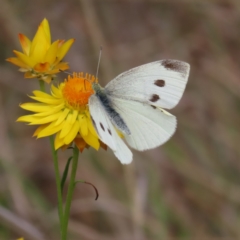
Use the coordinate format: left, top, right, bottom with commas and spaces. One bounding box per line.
33, 124, 49, 136
41, 18, 51, 43
79, 116, 88, 136
51, 84, 62, 98
56, 38, 74, 62
28, 112, 62, 125
58, 39, 65, 47
6, 57, 29, 69
70, 110, 78, 124
55, 108, 70, 126
32, 90, 52, 98
13, 50, 35, 67
63, 121, 80, 144
30, 96, 62, 105
45, 69, 61, 75
59, 114, 72, 138
33, 103, 64, 117
17, 114, 36, 123
18, 33, 31, 55
24, 72, 36, 78
30, 20, 51, 62
37, 120, 65, 138
55, 132, 65, 149
53, 62, 69, 71
44, 40, 59, 64
82, 132, 100, 150
20, 102, 52, 112
87, 117, 98, 137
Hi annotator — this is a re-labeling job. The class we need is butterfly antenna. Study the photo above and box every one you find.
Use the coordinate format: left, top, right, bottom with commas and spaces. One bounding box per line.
96, 46, 102, 80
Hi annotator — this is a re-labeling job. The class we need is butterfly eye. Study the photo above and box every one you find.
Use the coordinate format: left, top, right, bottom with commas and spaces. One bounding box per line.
154, 79, 165, 87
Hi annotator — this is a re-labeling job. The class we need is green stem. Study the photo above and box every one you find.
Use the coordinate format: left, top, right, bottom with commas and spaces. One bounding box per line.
39, 79, 46, 92
38, 80, 64, 239
62, 145, 79, 240
49, 136, 64, 238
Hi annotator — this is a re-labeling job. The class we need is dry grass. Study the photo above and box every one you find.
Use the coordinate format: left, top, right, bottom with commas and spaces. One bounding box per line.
0, 0, 240, 239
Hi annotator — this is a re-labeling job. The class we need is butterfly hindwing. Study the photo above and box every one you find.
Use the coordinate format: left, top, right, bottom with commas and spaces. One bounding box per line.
107, 96, 177, 151
105, 59, 190, 109
89, 94, 132, 164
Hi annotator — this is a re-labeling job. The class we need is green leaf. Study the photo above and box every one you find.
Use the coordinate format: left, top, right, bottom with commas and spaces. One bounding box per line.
61, 156, 72, 193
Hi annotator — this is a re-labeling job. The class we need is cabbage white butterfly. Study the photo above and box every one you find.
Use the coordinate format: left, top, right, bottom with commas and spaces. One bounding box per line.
89, 59, 190, 164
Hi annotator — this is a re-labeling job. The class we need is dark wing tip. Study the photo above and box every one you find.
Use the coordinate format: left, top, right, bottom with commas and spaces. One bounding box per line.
161, 59, 190, 78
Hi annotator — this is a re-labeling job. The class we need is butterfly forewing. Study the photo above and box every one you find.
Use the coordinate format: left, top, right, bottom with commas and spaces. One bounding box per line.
105, 59, 190, 109
89, 94, 132, 164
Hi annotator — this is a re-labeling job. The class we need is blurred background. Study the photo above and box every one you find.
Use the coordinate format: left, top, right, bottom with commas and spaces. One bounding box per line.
1, 0, 240, 239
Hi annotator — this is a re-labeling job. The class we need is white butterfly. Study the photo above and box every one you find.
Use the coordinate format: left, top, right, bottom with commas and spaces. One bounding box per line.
89, 59, 190, 164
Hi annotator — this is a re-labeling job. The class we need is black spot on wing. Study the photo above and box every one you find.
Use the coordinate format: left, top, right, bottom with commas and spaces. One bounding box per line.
90, 115, 99, 135
100, 122, 105, 131
149, 94, 160, 102
154, 79, 165, 87
151, 105, 157, 109
108, 129, 112, 135
161, 60, 188, 77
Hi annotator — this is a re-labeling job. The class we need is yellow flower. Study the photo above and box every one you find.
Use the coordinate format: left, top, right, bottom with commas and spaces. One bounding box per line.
7, 18, 74, 83
17, 73, 106, 152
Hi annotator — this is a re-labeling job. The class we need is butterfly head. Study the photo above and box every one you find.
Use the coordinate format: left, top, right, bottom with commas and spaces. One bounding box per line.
91, 81, 102, 93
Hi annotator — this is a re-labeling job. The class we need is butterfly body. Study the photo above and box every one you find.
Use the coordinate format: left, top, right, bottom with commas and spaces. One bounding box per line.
92, 82, 131, 135
89, 59, 190, 164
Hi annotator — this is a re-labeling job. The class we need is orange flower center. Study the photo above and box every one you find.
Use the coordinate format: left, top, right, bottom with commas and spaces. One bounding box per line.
62, 72, 97, 110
